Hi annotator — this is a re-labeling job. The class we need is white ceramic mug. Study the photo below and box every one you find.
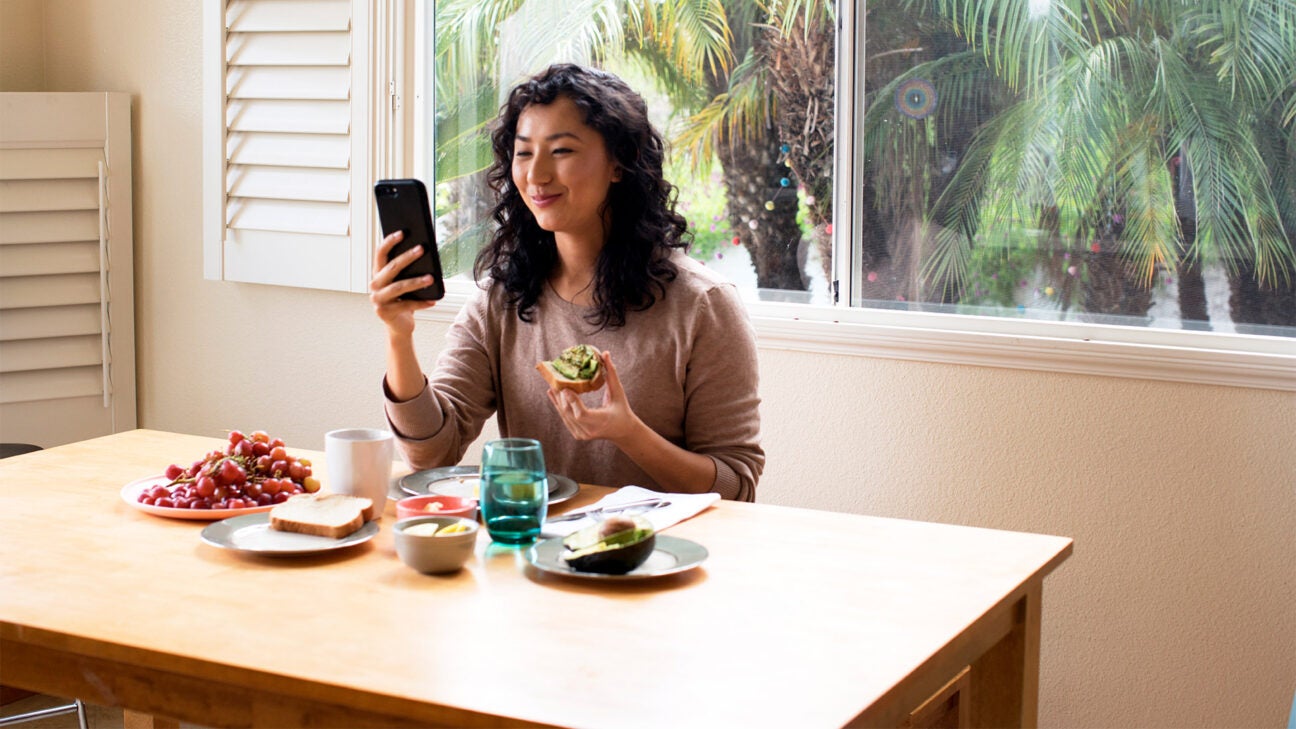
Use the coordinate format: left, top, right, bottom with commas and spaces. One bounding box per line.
324, 428, 394, 518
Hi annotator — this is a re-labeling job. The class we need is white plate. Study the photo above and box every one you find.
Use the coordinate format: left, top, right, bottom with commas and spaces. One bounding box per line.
121, 475, 273, 521
400, 466, 579, 505
200, 513, 379, 555
525, 534, 708, 581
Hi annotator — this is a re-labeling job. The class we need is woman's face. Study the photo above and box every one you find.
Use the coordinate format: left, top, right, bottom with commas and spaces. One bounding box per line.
511, 95, 622, 246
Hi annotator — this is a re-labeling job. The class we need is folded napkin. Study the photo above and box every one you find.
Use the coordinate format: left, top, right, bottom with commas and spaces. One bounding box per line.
541, 485, 720, 538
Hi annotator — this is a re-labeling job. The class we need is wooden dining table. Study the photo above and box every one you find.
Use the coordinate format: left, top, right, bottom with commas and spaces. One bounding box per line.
0, 430, 1072, 728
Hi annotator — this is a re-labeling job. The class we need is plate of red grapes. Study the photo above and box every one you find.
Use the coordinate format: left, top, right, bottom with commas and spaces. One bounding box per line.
121, 430, 322, 520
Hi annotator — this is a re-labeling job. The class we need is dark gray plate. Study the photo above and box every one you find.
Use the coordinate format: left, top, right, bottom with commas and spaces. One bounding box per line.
525, 535, 708, 581
200, 513, 379, 555
399, 466, 579, 506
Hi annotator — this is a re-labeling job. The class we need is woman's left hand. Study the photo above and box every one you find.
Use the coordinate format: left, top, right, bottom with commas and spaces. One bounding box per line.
547, 350, 641, 445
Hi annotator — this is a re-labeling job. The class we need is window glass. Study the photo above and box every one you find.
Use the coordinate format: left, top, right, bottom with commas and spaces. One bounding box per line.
422, 0, 1296, 339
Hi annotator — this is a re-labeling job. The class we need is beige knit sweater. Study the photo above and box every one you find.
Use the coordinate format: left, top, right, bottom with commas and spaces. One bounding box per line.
383, 253, 764, 501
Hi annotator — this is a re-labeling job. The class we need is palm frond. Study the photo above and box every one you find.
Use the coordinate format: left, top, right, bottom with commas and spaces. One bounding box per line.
1180, 0, 1296, 106
637, 0, 735, 82
1111, 121, 1182, 284
671, 49, 774, 171
930, 0, 1092, 93
756, 0, 834, 40
1152, 36, 1295, 284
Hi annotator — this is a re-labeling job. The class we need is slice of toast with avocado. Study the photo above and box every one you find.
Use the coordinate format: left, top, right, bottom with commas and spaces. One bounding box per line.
536, 344, 606, 393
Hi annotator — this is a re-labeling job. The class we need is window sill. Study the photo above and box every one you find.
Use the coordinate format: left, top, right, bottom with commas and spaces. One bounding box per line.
415, 281, 1296, 392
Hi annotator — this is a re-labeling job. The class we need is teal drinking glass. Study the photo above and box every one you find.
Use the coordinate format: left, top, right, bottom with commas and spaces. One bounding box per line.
479, 438, 549, 545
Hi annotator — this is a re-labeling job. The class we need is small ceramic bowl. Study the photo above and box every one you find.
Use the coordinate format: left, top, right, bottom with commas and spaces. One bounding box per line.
393, 516, 478, 574
395, 494, 477, 521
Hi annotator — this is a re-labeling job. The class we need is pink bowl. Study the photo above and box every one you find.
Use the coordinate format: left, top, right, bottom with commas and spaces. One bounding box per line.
396, 494, 477, 520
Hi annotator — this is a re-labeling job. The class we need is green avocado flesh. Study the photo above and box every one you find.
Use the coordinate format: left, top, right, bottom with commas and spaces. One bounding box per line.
561, 516, 656, 574
551, 344, 600, 380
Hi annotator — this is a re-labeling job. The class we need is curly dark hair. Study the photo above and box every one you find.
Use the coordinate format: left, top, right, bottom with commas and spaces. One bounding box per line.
473, 63, 691, 329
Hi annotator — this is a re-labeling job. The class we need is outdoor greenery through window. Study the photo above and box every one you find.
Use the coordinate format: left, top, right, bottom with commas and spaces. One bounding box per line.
421, 0, 1296, 339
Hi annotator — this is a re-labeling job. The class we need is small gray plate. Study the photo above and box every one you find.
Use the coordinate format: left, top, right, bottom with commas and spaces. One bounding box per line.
200, 513, 379, 555
525, 535, 708, 581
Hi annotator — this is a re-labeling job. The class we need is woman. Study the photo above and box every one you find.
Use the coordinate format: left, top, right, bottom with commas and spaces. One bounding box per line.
371, 64, 763, 501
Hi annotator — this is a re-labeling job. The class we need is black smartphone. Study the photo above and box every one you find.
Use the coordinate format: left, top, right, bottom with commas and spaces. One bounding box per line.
373, 178, 445, 301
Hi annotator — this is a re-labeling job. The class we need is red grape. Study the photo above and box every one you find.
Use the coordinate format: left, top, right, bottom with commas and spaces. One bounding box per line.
218, 459, 246, 485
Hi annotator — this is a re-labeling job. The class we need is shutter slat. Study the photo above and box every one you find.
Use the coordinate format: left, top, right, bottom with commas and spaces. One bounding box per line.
0, 335, 102, 373
227, 132, 350, 168
0, 179, 100, 213
227, 99, 350, 134
222, 229, 351, 289
0, 304, 102, 342
227, 165, 349, 202
226, 198, 350, 235
0, 148, 103, 180
0, 242, 101, 277
0, 210, 100, 245
0, 366, 102, 404
0, 273, 102, 310
227, 0, 350, 33
227, 31, 350, 66
227, 66, 350, 100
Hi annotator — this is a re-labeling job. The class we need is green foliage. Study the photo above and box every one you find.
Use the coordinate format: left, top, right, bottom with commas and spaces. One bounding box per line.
672, 164, 736, 261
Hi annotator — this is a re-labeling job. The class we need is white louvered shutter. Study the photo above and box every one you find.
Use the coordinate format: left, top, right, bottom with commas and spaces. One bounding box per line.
0, 93, 137, 447
204, 0, 375, 291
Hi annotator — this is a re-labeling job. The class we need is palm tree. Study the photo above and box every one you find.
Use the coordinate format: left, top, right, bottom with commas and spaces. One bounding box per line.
866, 0, 1296, 327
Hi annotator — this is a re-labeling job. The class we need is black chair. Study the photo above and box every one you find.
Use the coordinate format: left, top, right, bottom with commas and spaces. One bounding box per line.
0, 443, 88, 729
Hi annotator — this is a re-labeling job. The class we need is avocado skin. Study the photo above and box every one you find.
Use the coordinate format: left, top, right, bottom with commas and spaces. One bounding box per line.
561, 516, 656, 574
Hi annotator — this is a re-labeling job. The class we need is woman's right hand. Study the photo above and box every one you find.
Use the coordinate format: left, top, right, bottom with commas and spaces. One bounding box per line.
370, 231, 438, 336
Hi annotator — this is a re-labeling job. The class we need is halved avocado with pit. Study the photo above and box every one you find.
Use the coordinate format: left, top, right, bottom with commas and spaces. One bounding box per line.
561, 515, 656, 574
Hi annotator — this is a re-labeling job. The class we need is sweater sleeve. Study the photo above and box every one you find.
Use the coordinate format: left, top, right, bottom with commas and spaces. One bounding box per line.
684, 284, 765, 502
383, 289, 499, 470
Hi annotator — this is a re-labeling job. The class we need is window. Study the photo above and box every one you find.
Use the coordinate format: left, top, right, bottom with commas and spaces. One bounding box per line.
413, 0, 1296, 389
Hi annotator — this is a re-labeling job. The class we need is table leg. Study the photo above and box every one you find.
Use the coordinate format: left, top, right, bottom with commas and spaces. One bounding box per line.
967, 580, 1042, 728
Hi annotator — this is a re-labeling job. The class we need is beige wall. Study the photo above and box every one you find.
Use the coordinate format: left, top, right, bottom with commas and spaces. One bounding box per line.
0, 0, 43, 90
7, 1, 1295, 726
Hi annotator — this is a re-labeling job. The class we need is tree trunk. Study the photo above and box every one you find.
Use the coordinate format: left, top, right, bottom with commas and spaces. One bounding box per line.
1229, 262, 1296, 329
1175, 260, 1210, 331
716, 135, 806, 290
762, 14, 835, 284
1083, 246, 1154, 319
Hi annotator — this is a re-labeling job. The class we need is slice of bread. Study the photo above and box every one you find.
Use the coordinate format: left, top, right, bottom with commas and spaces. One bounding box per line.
535, 361, 606, 393
269, 492, 374, 539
